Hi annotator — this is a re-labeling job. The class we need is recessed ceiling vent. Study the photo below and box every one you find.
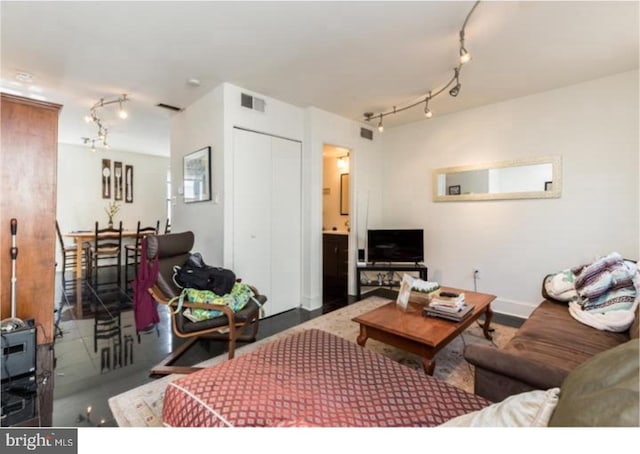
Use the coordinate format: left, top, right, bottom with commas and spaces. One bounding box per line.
241, 93, 266, 112
360, 127, 373, 140
156, 103, 183, 112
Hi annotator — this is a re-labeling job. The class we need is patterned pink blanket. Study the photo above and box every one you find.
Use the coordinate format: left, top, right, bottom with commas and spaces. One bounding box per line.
163, 329, 489, 427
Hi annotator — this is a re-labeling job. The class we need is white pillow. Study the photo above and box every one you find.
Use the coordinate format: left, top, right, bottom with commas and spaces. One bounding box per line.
440, 388, 560, 427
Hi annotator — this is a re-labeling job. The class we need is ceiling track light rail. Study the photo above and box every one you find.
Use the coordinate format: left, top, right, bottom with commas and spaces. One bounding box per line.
364, 0, 480, 129
82, 93, 129, 151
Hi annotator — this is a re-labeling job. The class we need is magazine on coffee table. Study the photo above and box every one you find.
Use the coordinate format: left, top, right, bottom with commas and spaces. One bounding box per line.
423, 303, 475, 322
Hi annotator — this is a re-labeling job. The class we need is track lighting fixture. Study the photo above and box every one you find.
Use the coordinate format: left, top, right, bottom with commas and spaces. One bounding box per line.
364, 1, 480, 130
81, 94, 129, 151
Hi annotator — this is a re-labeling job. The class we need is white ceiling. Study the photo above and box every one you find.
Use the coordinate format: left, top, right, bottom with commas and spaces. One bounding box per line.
1, 1, 638, 157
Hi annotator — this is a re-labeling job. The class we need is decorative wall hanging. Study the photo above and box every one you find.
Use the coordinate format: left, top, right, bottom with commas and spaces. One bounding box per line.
114, 161, 123, 201
102, 159, 111, 199
125, 165, 134, 203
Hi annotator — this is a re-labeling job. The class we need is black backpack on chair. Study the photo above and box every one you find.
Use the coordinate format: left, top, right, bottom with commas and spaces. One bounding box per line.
172, 252, 236, 296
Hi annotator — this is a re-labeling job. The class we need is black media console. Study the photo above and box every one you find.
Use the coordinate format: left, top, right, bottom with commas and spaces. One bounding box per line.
356, 263, 428, 299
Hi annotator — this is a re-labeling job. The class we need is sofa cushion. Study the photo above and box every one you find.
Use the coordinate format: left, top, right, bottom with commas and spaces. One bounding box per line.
506, 300, 629, 374
441, 388, 560, 427
548, 339, 639, 427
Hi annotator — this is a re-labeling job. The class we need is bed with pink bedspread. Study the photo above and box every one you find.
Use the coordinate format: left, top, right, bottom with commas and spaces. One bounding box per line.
162, 329, 489, 427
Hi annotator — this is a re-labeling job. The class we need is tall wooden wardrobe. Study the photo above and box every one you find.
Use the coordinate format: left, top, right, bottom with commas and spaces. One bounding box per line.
1, 93, 61, 426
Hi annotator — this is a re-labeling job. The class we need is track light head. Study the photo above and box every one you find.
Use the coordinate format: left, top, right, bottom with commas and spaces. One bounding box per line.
459, 29, 472, 64
449, 68, 461, 97
424, 93, 433, 118
377, 116, 384, 133
459, 47, 471, 64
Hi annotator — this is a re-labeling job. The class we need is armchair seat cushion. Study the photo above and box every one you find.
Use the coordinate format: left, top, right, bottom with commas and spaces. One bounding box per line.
176, 298, 262, 334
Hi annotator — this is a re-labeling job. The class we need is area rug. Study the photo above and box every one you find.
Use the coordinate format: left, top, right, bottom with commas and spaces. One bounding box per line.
108, 296, 517, 427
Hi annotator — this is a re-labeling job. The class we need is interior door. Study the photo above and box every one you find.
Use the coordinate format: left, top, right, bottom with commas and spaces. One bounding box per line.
269, 136, 301, 316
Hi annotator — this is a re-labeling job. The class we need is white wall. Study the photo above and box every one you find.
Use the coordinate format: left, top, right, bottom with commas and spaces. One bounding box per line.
56, 143, 169, 269
221, 83, 305, 270
379, 70, 639, 317
170, 85, 225, 264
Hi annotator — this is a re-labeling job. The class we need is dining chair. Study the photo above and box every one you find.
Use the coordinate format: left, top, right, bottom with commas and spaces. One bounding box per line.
88, 221, 124, 292
55, 220, 90, 292
124, 221, 160, 292
164, 219, 171, 234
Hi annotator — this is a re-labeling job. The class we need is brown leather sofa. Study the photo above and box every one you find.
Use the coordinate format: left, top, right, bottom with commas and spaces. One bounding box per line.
464, 297, 639, 403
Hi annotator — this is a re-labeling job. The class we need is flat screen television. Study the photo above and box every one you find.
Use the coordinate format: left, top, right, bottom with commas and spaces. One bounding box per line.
367, 229, 424, 264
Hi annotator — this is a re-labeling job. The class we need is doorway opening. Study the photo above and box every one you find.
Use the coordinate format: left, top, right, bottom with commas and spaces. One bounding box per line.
322, 145, 350, 305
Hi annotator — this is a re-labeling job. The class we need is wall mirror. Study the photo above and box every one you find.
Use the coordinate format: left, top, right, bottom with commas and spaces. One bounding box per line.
433, 156, 561, 202
340, 173, 350, 215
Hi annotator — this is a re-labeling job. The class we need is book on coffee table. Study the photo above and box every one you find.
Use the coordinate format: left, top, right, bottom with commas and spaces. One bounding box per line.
423, 303, 475, 322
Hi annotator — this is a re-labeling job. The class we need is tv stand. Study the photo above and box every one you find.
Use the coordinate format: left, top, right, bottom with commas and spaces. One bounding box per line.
356, 263, 428, 299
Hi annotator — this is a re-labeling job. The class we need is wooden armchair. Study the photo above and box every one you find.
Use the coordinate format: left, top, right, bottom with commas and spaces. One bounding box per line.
145, 231, 267, 376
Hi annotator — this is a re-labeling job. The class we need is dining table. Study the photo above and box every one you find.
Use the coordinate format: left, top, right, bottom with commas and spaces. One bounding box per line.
63, 229, 139, 318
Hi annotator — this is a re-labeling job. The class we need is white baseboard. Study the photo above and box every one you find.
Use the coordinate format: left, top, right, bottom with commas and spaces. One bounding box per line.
301, 295, 322, 311
491, 297, 537, 319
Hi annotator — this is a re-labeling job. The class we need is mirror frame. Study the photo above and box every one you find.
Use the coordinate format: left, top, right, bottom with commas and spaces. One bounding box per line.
340, 173, 350, 215
432, 156, 562, 202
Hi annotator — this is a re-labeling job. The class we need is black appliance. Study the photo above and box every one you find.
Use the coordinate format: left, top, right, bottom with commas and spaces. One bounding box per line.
1, 374, 37, 426
1, 325, 37, 426
367, 229, 424, 264
1, 325, 36, 380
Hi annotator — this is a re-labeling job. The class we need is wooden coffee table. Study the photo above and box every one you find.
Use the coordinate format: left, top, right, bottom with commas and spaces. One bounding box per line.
352, 287, 495, 375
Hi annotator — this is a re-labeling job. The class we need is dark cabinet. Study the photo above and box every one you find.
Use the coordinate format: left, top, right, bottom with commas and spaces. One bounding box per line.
323, 233, 348, 296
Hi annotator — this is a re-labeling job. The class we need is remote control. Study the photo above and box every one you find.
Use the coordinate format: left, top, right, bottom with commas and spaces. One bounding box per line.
439, 291, 459, 298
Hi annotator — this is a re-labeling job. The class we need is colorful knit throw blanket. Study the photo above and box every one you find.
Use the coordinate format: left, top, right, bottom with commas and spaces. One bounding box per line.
573, 252, 638, 313
171, 282, 258, 322
544, 253, 639, 332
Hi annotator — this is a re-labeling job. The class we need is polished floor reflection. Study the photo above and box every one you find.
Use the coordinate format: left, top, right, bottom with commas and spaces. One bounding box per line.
51, 270, 356, 427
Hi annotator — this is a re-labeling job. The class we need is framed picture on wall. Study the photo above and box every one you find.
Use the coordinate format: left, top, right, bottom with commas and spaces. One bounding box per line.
183, 146, 212, 203
125, 165, 134, 203
102, 159, 111, 199
448, 185, 461, 196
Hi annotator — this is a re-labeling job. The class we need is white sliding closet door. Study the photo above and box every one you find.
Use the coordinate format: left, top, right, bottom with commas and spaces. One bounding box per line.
270, 136, 301, 315
233, 128, 301, 317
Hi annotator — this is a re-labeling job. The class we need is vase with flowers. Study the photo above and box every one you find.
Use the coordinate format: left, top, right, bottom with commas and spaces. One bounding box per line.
105, 201, 121, 228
